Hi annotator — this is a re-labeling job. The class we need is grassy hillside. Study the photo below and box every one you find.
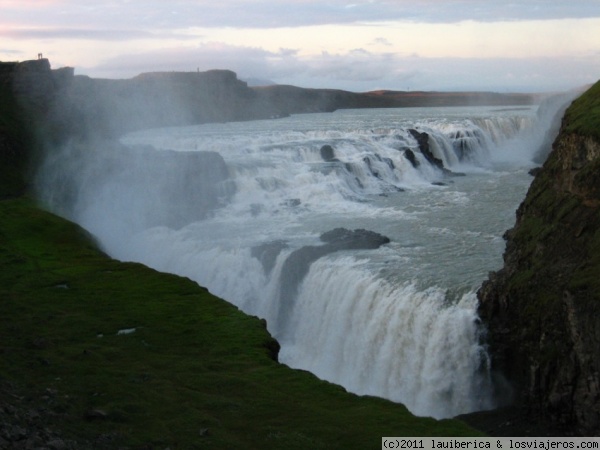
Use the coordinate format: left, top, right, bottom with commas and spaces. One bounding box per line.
563, 81, 600, 140
0, 199, 482, 448
0, 80, 482, 448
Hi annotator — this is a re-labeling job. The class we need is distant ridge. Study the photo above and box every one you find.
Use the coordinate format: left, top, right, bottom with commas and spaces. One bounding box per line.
2, 58, 542, 140
242, 76, 277, 87
251, 83, 541, 118
364, 89, 543, 107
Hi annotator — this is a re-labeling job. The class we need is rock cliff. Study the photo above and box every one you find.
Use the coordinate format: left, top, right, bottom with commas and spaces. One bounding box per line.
37, 141, 235, 230
0, 60, 63, 198
478, 80, 600, 435
0, 59, 74, 114
47, 69, 276, 138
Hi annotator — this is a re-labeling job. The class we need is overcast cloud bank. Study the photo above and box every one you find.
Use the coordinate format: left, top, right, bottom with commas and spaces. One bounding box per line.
1, 0, 598, 92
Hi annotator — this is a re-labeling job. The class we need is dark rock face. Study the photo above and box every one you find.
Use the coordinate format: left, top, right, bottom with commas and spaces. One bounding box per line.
318, 227, 391, 248
251, 240, 289, 276
47, 69, 271, 139
281, 228, 390, 298
409, 129, 445, 170
407, 129, 465, 178
319, 144, 337, 162
0, 126, 27, 200
37, 142, 235, 230
477, 83, 600, 435
276, 228, 390, 329
0, 60, 75, 199
403, 149, 419, 168
3, 59, 73, 111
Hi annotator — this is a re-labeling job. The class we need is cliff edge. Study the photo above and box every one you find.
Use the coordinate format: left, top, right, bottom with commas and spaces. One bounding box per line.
478, 80, 600, 435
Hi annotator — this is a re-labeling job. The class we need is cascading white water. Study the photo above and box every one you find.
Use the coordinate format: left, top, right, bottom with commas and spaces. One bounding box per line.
279, 257, 493, 418
36, 103, 571, 419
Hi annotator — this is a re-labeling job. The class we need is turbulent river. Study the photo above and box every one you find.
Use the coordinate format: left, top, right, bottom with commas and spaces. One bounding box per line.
38, 100, 571, 420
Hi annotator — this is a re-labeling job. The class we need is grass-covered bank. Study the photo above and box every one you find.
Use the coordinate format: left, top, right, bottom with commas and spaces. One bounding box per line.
564, 81, 600, 140
0, 198, 481, 448
0, 79, 482, 448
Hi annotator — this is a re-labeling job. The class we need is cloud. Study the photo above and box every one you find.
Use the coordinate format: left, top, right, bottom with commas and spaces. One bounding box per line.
84, 42, 415, 89
303, 49, 408, 82
0, 27, 195, 41
394, 55, 600, 92
2, 0, 598, 31
371, 37, 393, 47
0, 48, 24, 54
90, 42, 305, 79
86, 40, 600, 93
183, 1, 600, 27
4, 1, 594, 93
0, 0, 65, 6
368, 1, 600, 23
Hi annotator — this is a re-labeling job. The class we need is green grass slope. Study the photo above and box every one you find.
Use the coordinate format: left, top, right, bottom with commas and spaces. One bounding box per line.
0, 199, 481, 448
563, 81, 600, 140
0, 86, 481, 448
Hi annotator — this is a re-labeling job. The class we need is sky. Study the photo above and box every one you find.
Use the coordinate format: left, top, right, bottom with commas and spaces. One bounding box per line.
1, 0, 599, 92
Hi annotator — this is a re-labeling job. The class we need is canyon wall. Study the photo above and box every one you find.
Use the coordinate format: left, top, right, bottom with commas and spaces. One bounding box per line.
478, 80, 600, 435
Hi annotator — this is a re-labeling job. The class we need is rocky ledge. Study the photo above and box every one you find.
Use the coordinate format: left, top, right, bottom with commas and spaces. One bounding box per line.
477, 80, 600, 435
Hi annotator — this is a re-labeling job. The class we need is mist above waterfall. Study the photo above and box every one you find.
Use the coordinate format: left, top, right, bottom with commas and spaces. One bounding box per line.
35, 99, 575, 419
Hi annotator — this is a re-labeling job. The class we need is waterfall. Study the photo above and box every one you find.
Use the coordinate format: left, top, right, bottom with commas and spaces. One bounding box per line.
36, 105, 562, 419
279, 257, 494, 418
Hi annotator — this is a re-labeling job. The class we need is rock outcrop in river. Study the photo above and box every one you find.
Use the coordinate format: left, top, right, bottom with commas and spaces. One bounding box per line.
478, 80, 600, 435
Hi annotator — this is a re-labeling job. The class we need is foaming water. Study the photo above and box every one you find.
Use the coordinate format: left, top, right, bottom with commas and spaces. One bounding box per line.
36, 103, 572, 419
280, 257, 493, 418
